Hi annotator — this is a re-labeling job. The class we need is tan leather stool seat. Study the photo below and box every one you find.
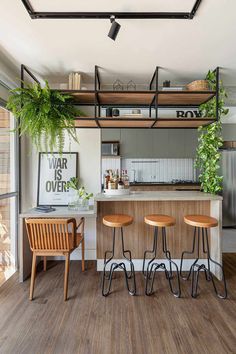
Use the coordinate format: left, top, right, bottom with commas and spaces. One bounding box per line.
103, 214, 133, 228
144, 214, 175, 227
184, 215, 218, 228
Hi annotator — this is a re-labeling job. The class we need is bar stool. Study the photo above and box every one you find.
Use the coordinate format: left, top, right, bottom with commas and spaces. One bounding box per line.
143, 214, 181, 297
180, 215, 227, 299
102, 214, 136, 297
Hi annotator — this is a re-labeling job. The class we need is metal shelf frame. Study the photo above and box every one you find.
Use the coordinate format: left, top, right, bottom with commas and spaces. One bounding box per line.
20, 64, 219, 129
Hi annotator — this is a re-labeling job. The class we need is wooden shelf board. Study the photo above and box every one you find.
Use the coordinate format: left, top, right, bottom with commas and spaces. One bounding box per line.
62, 90, 95, 104
74, 117, 215, 129
98, 91, 155, 105
153, 118, 215, 128
158, 91, 215, 106
61, 90, 216, 107
99, 120, 154, 128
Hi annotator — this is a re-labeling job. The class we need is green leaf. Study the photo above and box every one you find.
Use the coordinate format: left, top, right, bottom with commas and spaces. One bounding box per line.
7, 80, 85, 153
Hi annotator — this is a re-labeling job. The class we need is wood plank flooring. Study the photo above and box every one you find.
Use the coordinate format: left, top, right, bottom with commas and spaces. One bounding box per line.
0, 255, 236, 354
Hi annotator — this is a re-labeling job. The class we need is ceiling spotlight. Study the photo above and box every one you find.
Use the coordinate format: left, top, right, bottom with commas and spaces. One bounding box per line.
108, 16, 121, 41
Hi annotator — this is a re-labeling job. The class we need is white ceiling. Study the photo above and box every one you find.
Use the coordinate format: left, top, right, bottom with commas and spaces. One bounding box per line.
1, 0, 236, 86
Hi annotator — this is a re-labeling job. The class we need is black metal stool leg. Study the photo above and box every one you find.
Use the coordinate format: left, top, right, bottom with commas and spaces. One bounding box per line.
145, 262, 160, 296
102, 228, 116, 296
120, 228, 136, 295
142, 227, 158, 279
144, 226, 181, 298
182, 226, 227, 299
162, 228, 181, 298
203, 228, 227, 299
191, 263, 205, 298
102, 226, 136, 296
180, 227, 200, 280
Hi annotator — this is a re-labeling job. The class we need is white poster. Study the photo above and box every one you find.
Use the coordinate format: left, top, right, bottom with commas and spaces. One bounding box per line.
37, 152, 78, 206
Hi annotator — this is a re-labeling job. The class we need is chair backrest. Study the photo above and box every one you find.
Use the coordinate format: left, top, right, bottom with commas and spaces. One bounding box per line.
25, 218, 76, 252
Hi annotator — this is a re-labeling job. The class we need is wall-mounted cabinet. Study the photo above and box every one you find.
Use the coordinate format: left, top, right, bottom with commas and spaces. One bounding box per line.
101, 129, 198, 158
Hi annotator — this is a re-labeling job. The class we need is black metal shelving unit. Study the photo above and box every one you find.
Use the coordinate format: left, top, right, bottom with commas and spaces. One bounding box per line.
20, 64, 219, 129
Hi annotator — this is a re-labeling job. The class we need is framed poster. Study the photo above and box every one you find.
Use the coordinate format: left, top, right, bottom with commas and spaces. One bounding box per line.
37, 152, 78, 206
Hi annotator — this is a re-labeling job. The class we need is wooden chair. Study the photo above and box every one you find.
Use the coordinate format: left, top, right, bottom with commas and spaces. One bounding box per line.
25, 217, 85, 301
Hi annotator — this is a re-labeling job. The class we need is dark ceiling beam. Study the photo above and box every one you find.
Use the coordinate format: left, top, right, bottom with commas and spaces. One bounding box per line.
28, 12, 191, 20
21, 0, 202, 20
21, 0, 34, 15
190, 0, 202, 18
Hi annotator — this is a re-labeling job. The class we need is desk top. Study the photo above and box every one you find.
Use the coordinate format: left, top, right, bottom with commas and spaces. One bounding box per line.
19, 206, 96, 218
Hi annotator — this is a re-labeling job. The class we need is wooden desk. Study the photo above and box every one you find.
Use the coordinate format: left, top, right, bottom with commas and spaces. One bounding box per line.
19, 206, 96, 282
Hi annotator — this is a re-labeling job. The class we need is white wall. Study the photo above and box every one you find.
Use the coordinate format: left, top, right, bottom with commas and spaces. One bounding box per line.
0, 55, 18, 101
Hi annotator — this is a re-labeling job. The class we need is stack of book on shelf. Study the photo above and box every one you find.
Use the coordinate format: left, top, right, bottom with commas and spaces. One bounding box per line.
69, 72, 81, 90
161, 86, 184, 91
122, 113, 145, 118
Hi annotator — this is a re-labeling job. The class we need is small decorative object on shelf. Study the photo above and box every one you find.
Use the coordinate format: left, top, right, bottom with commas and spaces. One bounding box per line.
113, 79, 124, 91
106, 107, 113, 117
163, 80, 171, 87
162, 86, 184, 91
67, 177, 93, 211
69, 72, 81, 90
186, 80, 209, 91
112, 108, 120, 117
127, 80, 136, 91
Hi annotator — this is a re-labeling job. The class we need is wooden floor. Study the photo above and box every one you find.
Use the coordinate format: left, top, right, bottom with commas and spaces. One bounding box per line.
0, 255, 236, 354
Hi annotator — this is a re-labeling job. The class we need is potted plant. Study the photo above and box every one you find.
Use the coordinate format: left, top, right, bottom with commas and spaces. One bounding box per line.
67, 177, 93, 211
7, 81, 85, 154
195, 70, 229, 194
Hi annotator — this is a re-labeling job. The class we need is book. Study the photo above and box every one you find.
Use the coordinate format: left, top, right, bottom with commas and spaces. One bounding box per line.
68, 72, 81, 90
34, 206, 56, 213
161, 87, 184, 91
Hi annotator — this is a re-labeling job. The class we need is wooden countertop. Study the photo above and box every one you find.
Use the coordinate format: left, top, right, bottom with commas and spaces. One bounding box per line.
95, 191, 222, 202
129, 182, 200, 186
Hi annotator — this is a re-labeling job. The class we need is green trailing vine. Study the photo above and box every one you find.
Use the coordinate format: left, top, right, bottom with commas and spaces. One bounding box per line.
195, 70, 229, 194
7, 81, 85, 154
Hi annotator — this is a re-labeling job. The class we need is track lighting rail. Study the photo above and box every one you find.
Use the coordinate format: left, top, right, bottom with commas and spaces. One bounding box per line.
21, 0, 202, 20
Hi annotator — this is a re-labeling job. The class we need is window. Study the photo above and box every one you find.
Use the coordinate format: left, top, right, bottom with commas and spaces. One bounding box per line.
0, 106, 18, 286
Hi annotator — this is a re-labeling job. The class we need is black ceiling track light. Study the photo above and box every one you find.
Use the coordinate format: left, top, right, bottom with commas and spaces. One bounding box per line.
21, 0, 202, 40
108, 16, 121, 41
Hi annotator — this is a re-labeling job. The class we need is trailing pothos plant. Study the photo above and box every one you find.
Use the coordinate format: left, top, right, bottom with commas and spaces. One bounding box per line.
195, 70, 229, 194
7, 81, 84, 154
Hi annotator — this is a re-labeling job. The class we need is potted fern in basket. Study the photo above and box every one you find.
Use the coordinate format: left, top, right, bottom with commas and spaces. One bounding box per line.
7, 81, 84, 153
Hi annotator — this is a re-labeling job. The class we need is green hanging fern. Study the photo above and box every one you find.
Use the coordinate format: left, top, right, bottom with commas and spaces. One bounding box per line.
7, 81, 85, 154
195, 70, 229, 194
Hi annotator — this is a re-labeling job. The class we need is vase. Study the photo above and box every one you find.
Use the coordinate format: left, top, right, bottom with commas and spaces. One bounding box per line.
76, 197, 89, 211
68, 190, 89, 211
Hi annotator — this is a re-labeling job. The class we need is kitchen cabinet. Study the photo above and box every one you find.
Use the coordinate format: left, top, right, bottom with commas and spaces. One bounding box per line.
102, 129, 198, 158
152, 130, 169, 158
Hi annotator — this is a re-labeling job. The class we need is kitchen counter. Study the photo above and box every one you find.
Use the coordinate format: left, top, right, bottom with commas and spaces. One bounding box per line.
96, 191, 222, 279
95, 191, 222, 202
129, 182, 200, 186
129, 182, 201, 192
